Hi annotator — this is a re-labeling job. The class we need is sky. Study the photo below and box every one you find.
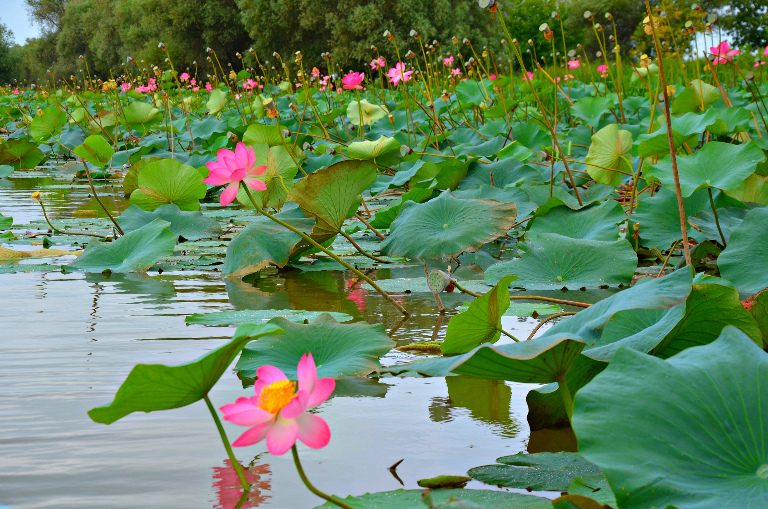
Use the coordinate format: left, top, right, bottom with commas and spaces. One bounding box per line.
0, 0, 41, 44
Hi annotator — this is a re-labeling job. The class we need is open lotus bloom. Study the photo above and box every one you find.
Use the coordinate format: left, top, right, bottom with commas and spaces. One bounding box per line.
220, 353, 335, 455
710, 41, 739, 65
342, 72, 365, 90
202, 142, 267, 206
386, 62, 414, 86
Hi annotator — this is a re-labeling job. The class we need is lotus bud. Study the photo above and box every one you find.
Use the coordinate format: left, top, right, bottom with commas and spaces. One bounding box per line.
158, 42, 167, 51
410, 29, 419, 40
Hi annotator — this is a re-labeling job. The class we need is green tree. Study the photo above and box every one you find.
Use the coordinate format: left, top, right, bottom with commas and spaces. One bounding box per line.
0, 24, 22, 85
24, 0, 69, 32
715, 0, 768, 48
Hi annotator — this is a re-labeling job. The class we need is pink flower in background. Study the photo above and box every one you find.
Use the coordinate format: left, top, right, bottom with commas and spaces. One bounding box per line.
443, 56, 454, 67
522, 71, 535, 81
12, 89, 19, 95
311, 67, 321, 78
489, 74, 497, 80
120, 83, 132, 92
295, 82, 302, 87
192, 86, 200, 92
191, 78, 197, 86
556, 74, 575, 82
206, 83, 213, 92
220, 354, 334, 455
179, 72, 190, 82
450, 68, 461, 76
710, 41, 739, 65
386, 62, 414, 86
567, 60, 581, 69
243, 79, 257, 90
755, 62, 766, 67
149, 77, 156, 84
763, 46, 768, 57
369, 57, 386, 70
342, 71, 365, 90
597, 64, 609, 78
203, 142, 267, 206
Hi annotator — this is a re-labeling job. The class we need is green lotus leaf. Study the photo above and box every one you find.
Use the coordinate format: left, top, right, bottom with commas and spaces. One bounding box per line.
718, 207, 768, 295
381, 191, 517, 260
726, 172, 768, 205
469, 452, 603, 491
206, 88, 228, 115
455, 78, 494, 106
369, 187, 433, 229
242, 123, 285, 147
672, 79, 720, 114
0, 139, 46, 169
235, 143, 299, 210
88, 323, 283, 424
30, 106, 67, 142
584, 124, 633, 187
0, 164, 13, 178
117, 204, 222, 241
74, 134, 115, 168
129, 158, 207, 211
567, 475, 617, 507
571, 96, 615, 127
122, 156, 161, 197
0, 212, 11, 230
687, 207, 746, 244
409, 157, 472, 190
122, 101, 162, 126
286, 159, 377, 238
573, 326, 768, 509
346, 99, 389, 127
185, 309, 353, 326
634, 109, 718, 158
646, 141, 765, 197
222, 207, 315, 278
485, 233, 637, 289
189, 116, 228, 141
749, 290, 768, 345
235, 314, 394, 379
346, 135, 401, 167
441, 275, 518, 354
528, 200, 625, 241
68, 218, 176, 273
316, 489, 551, 509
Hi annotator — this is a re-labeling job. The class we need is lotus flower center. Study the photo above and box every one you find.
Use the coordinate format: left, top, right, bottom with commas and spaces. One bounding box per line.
258, 380, 296, 414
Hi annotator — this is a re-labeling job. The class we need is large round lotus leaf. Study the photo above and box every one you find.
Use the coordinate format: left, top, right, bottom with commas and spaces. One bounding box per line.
287, 159, 378, 238
316, 489, 551, 509
380, 191, 517, 260
88, 323, 282, 425
572, 96, 615, 128
718, 207, 768, 295
68, 218, 176, 273
206, 88, 227, 115
117, 204, 222, 241
646, 141, 766, 197
242, 123, 286, 147
584, 124, 633, 187
634, 109, 718, 158
0, 139, 46, 169
222, 207, 315, 279
441, 275, 517, 354
687, 207, 746, 244
469, 452, 603, 491
346, 100, 389, 127
573, 326, 768, 509
129, 158, 207, 211
30, 106, 67, 142
235, 142, 299, 210
185, 309, 353, 326
632, 187, 741, 250
235, 313, 394, 379
74, 134, 115, 168
726, 172, 768, 205
527, 200, 626, 241
672, 79, 720, 114
346, 135, 401, 166
484, 233, 638, 290
122, 101, 161, 126
189, 116, 228, 141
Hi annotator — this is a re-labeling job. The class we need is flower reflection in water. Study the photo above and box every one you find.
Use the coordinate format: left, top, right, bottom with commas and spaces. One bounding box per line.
212, 459, 272, 509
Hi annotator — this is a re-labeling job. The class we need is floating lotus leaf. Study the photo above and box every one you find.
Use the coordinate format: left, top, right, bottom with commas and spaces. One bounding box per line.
117, 204, 222, 241
573, 327, 768, 509
572, 96, 615, 127
30, 106, 67, 142
469, 452, 602, 491
316, 489, 551, 509
129, 158, 207, 211
185, 309, 353, 326
527, 200, 625, 241
380, 191, 517, 260
74, 134, 115, 168
235, 314, 394, 379
0, 139, 46, 169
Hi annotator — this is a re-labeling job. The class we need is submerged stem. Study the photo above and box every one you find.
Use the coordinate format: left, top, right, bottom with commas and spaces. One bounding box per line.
203, 394, 250, 493
292, 445, 355, 509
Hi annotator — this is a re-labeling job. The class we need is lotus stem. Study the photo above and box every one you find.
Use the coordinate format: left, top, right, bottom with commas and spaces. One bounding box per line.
203, 394, 250, 493
556, 375, 574, 422
526, 312, 578, 340
707, 188, 727, 248
292, 445, 355, 509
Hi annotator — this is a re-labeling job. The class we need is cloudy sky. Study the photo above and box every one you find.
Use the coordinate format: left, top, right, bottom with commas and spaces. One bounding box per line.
1, 1, 41, 44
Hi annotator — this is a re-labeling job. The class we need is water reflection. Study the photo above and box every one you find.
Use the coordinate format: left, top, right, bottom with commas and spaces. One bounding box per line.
429, 376, 521, 439
212, 459, 272, 509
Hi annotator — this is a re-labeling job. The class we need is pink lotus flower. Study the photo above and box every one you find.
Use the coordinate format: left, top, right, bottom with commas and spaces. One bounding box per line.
191, 78, 197, 86
342, 72, 365, 90
556, 74, 575, 82
764, 46, 768, 57
567, 60, 581, 69
180, 72, 190, 82
192, 86, 200, 92
443, 56, 454, 67
522, 71, 535, 81
489, 74, 497, 80
203, 142, 267, 206
755, 62, 766, 68
311, 67, 321, 78
369, 57, 386, 70
386, 62, 414, 86
206, 83, 213, 92
220, 353, 334, 455
710, 41, 739, 65
450, 68, 461, 76
120, 83, 132, 92
597, 64, 609, 78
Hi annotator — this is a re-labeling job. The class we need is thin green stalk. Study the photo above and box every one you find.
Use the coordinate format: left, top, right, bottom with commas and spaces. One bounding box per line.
292, 445, 355, 509
241, 184, 409, 316
203, 394, 250, 493
707, 187, 727, 247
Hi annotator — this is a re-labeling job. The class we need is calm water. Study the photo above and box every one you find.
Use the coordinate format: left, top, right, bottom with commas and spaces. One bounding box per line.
0, 171, 576, 509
